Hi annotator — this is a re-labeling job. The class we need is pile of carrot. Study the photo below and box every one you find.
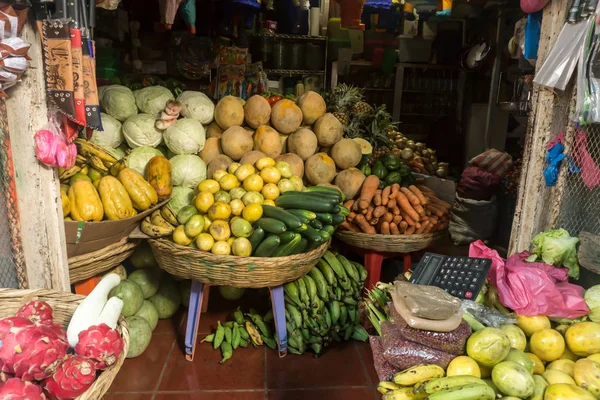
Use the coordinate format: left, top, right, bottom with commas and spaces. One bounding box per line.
339, 175, 451, 235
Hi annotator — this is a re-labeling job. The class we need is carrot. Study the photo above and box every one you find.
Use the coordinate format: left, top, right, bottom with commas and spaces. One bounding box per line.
409, 185, 428, 205
373, 190, 382, 206
365, 206, 375, 221
354, 214, 376, 234
370, 217, 379, 226
391, 183, 400, 198
399, 221, 408, 233
417, 185, 435, 194
416, 221, 429, 234
380, 221, 390, 235
437, 221, 448, 230
401, 187, 420, 206
405, 226, 416, 235
392, 215, 402, 225
381, 186, 391, 206
424, 222, 434, 233
344, 200, 355, 209
414, 204, 425, 216
390, 222, 400, 235
387, 198, 397, 209
391, 206, 401, 216
400, 210, 416, 226
429, 216, 438, 226
426, 204, 445, 217
383, 213, 393, 223
373, 206, 386, 219
339, 221, 360, 232
428, 195, 452, 210
348, 212, 356, 223
358, 175, 380, 210
396, 192, 420, 222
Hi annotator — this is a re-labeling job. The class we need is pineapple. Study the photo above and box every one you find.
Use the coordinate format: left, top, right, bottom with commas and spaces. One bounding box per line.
343, 116, 363, 138
325, 84, 365, 126
352, 101, 374, 116
333, 111, 350, 126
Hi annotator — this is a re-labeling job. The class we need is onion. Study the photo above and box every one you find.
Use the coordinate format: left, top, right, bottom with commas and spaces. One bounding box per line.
401, 148, 414, 160
407, 140, 416, 150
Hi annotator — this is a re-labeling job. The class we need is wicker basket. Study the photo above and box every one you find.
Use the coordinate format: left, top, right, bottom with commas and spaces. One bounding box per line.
148, 238, 330, 288
68, 239, 140, 284
335, 230, 446, 253
0, 289, 129, 400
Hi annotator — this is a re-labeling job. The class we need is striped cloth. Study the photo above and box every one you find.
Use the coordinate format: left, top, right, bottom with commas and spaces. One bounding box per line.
469, 149, 513, 178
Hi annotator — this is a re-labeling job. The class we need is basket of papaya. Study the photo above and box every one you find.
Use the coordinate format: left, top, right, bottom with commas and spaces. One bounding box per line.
336, 175, 449, 253
144, 173, 349, 288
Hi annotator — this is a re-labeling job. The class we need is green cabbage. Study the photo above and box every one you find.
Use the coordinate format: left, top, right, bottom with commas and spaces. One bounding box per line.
127, 146, 164, 175
164, 118, 206, 155
104, 146, 126, 160
170, 154, 206, 188
122, 113, 163, 148
177, 91, 215, 124
585, 286, 600, 310
167, 186, 195, 213
135, 86, 174, 115
526, 228, 580, 279
91, 113, 123, 148
100, 85, 138, 121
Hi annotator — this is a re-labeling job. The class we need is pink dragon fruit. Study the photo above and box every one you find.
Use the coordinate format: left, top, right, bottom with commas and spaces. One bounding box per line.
0, 317, 33, 340
16, 301, 54, 326
74, 324, 124, 370
0, 324, 68, 381
0, 378, 47, 399
43, 355, 96, 400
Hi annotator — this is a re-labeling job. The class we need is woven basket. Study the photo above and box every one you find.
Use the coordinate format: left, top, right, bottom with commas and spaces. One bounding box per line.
0, 289, 129, 400
68, 239, 140, 284
148, 238, 329, 288
335, 230, 446, 253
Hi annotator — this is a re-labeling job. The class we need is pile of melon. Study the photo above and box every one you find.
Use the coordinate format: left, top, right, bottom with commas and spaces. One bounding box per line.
201, 92, 368, 200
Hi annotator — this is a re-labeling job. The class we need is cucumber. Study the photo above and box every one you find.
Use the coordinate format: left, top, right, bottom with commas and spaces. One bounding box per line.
271, 233, 302, 257
289, 238, 308, 255
279, 192, 339, 205
309, 219, 323, 230
261, 205, 303, 230
331, 205, 341, 214
322, 225, 335, 236
303, 186, 344, 201
253, 235, 281, 257
338, 205, 350, 217
300, 224, 323, 243
294, 223, 308, 232
315, 213, 333, 224
255, 218, 287, 234
305, 237, 324, 252
287, 209, 317, 221
249, 227, 265, 250
331, 214, 346, 225
319, 230, 331, 242
275, 196, 337, 213
279, 231, 296, 243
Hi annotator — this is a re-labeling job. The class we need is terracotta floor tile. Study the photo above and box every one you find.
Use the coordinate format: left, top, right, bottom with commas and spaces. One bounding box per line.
268, 388, 377, 400
354, 341, 378, 385
154, 391, 266, 399
103, 394, 153, 400
266, 342, 370, 390
108, 334, 175, 392
159, 343, 266, 391
154, 310, 186, 335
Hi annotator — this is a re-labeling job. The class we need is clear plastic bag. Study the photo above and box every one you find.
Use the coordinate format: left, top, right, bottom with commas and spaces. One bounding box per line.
34, 114, 77, 169
394, 281, 462, 320
391, 290, 463, 332
370, 335, 397, 381
381, 321, 455, 370
460, 300, 516, 328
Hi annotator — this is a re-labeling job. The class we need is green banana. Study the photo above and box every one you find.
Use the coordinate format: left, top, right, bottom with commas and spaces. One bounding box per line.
238, 338, 249, 348
311, 296, 325, 313
308, 267, 329, 301
323, 251, 350, 289
351, 261, 368, 282
249, 314, 273, 338
220, 341, 233, 363
331, 329, 341, 342
201, 333, 214, 343
214, 321, 224, 349
426, 384, 495, 400
351, 325, 368, 342
335, 286, 343, 301
342, 296, 358, 306
239, 326, 250, 341
224, 326, 232, 344
223, 321, 234, 329
263, 309, 274, 323
262, 336, 277, 350
340, 304, 348, 326
336, 254, 360, 283
233, 307, 244, 325
296, 277, 311, 307
328, 301, 341, 325
286, 303, 303, 329
424, 376, 486, 394
348, 306, 357, 324
284, 282, 304, 308
322, 306, 332, 330
316, 259, 338, 287
232, 323, 241, 349
301, 328, 310, 341
344, 325, 353, 340
288, 346, 303, 355
302, 275, 318, 302
311, 343, 322, 355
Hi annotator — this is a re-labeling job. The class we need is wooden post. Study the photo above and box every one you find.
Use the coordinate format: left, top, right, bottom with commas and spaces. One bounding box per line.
0, 20, 70, 290
509, 0, 575, 254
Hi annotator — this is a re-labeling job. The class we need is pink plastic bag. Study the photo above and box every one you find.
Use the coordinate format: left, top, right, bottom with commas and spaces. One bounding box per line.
520, 0, 550, 14
469, 240, 588, 318
34, 115, 77, 169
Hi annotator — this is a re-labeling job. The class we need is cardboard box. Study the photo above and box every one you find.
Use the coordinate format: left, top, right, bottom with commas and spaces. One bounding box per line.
64, 200, 168, 258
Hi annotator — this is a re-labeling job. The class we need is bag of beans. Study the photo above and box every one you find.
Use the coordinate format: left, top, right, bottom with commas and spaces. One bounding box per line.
369, 335, 397, 382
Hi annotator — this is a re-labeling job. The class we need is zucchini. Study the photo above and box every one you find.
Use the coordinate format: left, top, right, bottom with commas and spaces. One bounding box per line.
253, 235, 281, 257
279, 231, 296, 243
309, 219, 323, 230
315, 213, 333, 224
338, 205, 350, 217
331, 214, 346, 225
319, 230, 331, 242
294, 223, 308, 233
289, 238, 308, 255
331, 205, 341, 214
249, 227, 265, 250
305, 237, 324, 252
279, 192, 339, 205
271, 233, 302, 257
275, 196, 337, 213
303, 186, 344, 201
322, 225, 335, 236
255, 218, 287, 234
300, 224, 323, 243
287, 209, 317, 221
261, 205, 303, 230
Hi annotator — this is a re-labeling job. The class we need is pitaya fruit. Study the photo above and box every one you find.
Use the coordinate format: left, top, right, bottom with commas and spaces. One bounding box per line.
43, 355, 96, 400
74, 324, 124, 370
16, 301, 53, 326
0, 317, 33, 340
0, 372, 13, 383
0, 324, 68, 381
0, 378, 47, 399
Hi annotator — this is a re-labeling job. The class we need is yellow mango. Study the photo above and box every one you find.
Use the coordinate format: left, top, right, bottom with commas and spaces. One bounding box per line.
573, 359, 600, 397
98, 176, 135, 220
566, 322, 600, 357
117, 168, 158, 211
68, 180, 103, 221
61, 187, 70, 217
544, 383, 595, 400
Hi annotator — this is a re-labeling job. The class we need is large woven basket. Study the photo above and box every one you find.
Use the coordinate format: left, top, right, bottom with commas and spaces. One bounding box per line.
148, 238, 329, 288
335, 230, 446, 253
0, 289, 129, 400
68, 239, 140, 284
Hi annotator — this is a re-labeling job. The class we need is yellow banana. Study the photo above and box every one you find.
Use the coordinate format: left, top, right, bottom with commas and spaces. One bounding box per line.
151, 210, 175, 231
245, 321, 263, 346
394, 364, 445, 386
59, 165, 82, 180
87, 155, 109, 172
426, 383, 494, 400
109, 158, 127, 177
161, 206, 179, 226
75, 154, 88, 166
377, 381, 400, 395
382, 388, 426, 400
75, 138, 117, 163
424, 376, 485, 394
140, 217, 172, 238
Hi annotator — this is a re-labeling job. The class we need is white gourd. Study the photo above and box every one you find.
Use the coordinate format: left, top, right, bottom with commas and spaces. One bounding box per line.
94, 297, 124, 329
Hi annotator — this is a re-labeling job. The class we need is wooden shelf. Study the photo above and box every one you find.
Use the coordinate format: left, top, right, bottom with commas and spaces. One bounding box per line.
249, 33, 327, 41
264, 69, 325, 76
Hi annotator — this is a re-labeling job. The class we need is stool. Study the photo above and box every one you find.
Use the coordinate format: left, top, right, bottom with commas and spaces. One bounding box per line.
184, 281, 288, 361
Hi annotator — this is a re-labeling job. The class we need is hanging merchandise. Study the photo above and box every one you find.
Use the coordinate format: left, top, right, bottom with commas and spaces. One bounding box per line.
523, 11, 542, 60
543, 134, 566, 187
68, 0, 87, 127
180, 0, 196, 34
158, 0, 183, 30
571, 130, 600, 189
520, 0, 549, 14
80, 0, 103, 132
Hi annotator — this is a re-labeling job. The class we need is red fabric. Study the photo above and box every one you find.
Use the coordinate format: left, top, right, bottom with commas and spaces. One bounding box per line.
572, 130, 600, 189
456, 166, 502, 201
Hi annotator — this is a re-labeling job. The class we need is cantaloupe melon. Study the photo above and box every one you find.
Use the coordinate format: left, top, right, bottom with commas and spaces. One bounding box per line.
206, 121, 224, 139
331, 138, 362, 169
297, 91, 326, 125
215, 96, 244, 130
304, 153, 336, 185
240, 151, 266, 166
276, 153, 304, 178
244, 95, 271, 129
287, 128, 318, 160
207, 155, 233, 179
199, 137, 222, 164
221, 126, 253, 161
253, 125, 283, 158
314, 113, 343, 147
334, 168, 366, 200
271, 99, 302, 134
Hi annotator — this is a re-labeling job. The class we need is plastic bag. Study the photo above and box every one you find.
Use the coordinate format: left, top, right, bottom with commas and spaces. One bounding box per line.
34, 115, 77, 169
394, 281, 462, 320
469, 240, 589, 319
448, 195, 498, 245
391, 290, 463, 332
381, 321, 455, 370
370, 335, 397, 381
457, 166, 502, 201
460, 300, 517, 328
388, 303, 471, 355
520, 0, 549, 13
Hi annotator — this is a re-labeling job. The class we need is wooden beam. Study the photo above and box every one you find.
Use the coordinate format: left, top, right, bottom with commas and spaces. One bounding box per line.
1, 20, 70, 290
509, 0, 573, 254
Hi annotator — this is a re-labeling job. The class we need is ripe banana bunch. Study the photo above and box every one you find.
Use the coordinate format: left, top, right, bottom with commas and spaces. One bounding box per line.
74, 138, 118, 172
59, 165, 82, 180
421, 376, 493, 400
140, 211, 175, 237
282, 250, 369, 355
393, 364, 445, 386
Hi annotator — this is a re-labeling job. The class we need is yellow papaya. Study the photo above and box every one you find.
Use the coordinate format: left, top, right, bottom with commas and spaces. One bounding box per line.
98, 176, 136, 220
61, 187, 70, 217
145, 156, 172, 201
68, 180, 104, 221
117, 168, 158, 211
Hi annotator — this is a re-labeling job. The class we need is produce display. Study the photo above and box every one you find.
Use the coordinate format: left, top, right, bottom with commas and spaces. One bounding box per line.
0, 279, 126, 399
201, 251, 369, 360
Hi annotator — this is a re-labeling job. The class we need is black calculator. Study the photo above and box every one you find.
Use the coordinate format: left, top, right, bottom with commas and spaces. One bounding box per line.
409, 252, 492, 300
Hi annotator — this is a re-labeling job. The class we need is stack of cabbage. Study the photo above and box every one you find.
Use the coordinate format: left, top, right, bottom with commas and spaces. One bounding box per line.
95, 85, 216, 216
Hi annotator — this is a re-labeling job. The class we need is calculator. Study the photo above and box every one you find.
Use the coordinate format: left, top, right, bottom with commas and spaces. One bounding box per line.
409, 252, 492, 300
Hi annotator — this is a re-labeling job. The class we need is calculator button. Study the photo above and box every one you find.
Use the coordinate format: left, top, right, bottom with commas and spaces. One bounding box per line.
467, 271, 473, 277
440, 280, 447, 286
474, 262, 486, 271
457, 291, 464, 297
472, 278, 478, 284
465, 291, 473, 299
457, 276, 463, 283
469, 284, 476, 290
450, 290, 457, 296
461, 284, 468, 289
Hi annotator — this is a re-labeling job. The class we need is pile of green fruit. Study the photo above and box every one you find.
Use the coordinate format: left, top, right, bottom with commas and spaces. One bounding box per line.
357, 153, 416, 189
